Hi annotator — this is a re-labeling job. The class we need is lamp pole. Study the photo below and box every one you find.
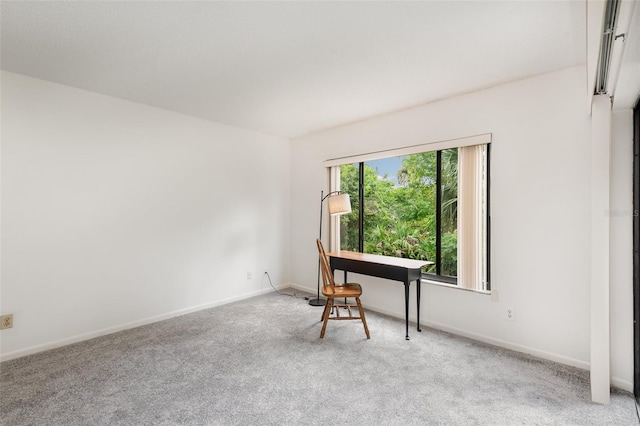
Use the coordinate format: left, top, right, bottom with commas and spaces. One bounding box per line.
309, 190, 344, 306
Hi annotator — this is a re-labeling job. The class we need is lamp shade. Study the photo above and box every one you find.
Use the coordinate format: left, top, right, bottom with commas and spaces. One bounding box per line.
327, 193, 352, 216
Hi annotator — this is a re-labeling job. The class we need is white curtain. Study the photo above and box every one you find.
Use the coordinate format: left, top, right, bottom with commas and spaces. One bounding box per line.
457, 144, 486, 290
329, 166, 341, 252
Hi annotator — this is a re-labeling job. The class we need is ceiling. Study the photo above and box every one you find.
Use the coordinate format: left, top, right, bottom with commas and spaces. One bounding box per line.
1, 1, 588, 139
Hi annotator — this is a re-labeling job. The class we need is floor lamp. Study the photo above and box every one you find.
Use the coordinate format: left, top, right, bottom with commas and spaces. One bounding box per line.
309, 190, 352, 306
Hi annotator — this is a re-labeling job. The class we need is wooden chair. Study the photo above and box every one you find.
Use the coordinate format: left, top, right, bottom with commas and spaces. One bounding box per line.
316, 239, 370, 339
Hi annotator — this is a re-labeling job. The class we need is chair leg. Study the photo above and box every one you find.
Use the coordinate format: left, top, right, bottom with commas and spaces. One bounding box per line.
320, 298, 332, 338
356, 297, 370, 339
321, 298, 331, 321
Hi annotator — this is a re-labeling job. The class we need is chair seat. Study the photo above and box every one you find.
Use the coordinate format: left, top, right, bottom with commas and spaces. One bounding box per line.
322, 282, 362, 298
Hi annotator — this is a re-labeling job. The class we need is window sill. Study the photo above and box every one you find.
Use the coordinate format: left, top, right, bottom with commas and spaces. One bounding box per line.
421, 278, 491, 295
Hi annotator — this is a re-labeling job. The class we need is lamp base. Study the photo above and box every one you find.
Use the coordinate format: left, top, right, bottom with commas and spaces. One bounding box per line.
308, 298, 326, 306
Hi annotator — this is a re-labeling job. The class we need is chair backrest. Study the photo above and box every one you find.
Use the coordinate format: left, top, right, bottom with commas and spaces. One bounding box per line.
316, 239, 335, 295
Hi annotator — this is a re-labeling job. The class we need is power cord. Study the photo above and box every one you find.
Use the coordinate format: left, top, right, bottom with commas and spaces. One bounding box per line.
263, 271, 306, 299
635, 396, 640, 424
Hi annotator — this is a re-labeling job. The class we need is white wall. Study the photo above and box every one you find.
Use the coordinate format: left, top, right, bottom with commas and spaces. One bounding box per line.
291, 66, 618, 380
0, 71, 291, 360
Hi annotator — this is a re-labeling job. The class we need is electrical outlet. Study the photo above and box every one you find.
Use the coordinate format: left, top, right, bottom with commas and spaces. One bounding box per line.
506, 308, 515, 321
0, 314, 13, 330
246, 272, 252, 280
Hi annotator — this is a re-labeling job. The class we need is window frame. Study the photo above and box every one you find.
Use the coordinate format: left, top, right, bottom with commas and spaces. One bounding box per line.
326, 133, 491, 292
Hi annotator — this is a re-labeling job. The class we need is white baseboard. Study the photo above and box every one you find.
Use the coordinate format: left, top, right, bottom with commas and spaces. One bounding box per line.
0, 285, 289, 362
359, 302, 590, 370
611, 377, 634, 393
424, 318, 590, 370
289, 283, 316, 294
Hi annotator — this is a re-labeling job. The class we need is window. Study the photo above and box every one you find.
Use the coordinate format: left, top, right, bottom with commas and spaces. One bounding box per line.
327, 136, 490, 291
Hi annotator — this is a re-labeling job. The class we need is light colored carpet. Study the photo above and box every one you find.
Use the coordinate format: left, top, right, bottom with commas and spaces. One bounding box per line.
0, 290, 637, 425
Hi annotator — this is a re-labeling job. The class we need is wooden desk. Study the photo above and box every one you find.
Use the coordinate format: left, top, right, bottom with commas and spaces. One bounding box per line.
327, 251, 433, 340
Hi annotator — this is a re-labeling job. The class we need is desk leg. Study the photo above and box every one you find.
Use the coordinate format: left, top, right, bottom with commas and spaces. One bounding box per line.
343, 271, 348, 304
330, 267, 338, 315
404, 281, 410, 340
416, 279, 421, 332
